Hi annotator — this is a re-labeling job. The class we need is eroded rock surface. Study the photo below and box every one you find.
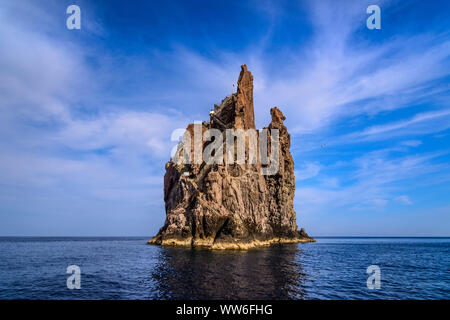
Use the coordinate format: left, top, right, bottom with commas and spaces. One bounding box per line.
148, 65, 314, 249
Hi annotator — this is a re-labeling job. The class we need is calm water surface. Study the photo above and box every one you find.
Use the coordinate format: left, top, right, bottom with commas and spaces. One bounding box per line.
0, 237, 448, 299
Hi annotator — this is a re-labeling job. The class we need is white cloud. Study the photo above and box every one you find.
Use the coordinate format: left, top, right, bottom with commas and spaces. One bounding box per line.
395, 195, 413, 205
57, 111, 187, 160
295, 148, 445, 213
402, 140, 422, 147
295, 162, 321, 181
0, 2, 189, 214
357, 110, 450, 138
247, 1, 450, 134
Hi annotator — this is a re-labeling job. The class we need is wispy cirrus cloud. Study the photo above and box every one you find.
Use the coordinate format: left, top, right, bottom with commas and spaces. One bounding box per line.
252, 21, 450, 134
395, 195, 413, 205
295, 162, 321, 181
332, 109, 450, 144
295, 148, 448, 213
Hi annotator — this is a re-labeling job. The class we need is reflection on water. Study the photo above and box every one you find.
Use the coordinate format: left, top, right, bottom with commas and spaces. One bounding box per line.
150, 244, 306, 299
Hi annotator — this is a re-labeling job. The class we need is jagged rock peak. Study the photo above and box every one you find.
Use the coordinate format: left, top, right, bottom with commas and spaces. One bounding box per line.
236, 64, 256, 130
208, 64, 256, 130
237, 65, 254, 104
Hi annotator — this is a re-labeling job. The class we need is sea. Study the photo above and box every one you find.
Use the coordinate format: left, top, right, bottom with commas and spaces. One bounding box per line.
0, 237, 448, 300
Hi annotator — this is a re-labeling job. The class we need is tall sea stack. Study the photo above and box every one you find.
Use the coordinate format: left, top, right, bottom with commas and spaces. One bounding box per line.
149, 65, 314, 249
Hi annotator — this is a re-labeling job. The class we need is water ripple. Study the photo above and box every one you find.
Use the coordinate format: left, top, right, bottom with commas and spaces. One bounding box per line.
0, 237, 448, 299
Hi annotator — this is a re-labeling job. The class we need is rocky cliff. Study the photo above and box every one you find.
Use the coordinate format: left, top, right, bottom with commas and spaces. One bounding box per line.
148, 65, 314, 249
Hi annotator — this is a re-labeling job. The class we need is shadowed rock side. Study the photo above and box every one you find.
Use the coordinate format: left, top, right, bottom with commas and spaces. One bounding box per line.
149, 65, 314, 249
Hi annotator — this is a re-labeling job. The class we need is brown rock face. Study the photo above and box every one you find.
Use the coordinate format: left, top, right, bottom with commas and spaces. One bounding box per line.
148, 65, 314, 249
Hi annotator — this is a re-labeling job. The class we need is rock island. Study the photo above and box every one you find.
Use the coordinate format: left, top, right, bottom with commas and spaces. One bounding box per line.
148, 65, 314, 249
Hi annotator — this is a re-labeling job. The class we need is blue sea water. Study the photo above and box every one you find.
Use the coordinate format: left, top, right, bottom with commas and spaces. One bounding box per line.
0, 237, 448, 300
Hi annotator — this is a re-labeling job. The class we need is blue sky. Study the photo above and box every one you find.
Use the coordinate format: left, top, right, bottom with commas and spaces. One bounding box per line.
0, 0, 449, 236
